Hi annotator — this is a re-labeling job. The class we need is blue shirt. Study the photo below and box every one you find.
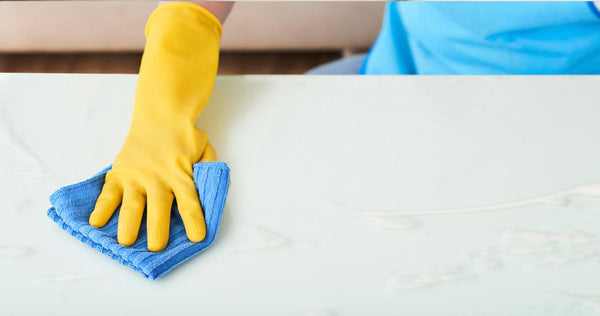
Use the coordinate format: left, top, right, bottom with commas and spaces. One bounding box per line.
361, 2, 600, 74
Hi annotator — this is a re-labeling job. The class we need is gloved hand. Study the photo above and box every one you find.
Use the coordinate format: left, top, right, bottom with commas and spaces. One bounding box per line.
89, 2, 222, 252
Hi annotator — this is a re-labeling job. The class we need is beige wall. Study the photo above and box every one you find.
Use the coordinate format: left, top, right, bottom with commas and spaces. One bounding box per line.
0, 1, 385, 53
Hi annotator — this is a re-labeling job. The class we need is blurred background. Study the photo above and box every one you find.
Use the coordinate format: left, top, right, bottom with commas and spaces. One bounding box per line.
0, 1, 384, 74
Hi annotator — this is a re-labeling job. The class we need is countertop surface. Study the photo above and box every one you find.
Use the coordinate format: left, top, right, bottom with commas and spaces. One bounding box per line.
1, 73, 600, 315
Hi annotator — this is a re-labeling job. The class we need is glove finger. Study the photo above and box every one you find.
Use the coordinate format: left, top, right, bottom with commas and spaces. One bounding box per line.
146, 188, 174, 252
200, 141, 217, 162
89, 180, 123, 227
174, 180, 207, 243
199, 142, 230, 187
117, 187, 146, 247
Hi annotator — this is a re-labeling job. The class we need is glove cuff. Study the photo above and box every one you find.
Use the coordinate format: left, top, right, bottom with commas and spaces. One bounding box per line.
144, 2, 222, 67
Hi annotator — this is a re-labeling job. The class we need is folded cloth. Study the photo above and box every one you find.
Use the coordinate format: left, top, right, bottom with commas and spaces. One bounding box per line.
47, 161, 230, 280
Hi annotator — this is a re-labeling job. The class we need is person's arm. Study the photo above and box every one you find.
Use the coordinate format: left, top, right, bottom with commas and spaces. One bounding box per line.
165, 1, 234, 24
89, 1, 233, 252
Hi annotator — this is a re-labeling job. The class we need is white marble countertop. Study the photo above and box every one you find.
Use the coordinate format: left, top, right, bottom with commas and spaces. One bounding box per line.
1, 73, 600, 315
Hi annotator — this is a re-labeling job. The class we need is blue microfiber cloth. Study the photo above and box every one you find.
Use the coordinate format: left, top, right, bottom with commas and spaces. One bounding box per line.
47, 162, 230, 280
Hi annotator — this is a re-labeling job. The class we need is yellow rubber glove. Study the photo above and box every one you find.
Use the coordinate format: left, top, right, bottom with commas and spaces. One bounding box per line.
89, 2, 222, 252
